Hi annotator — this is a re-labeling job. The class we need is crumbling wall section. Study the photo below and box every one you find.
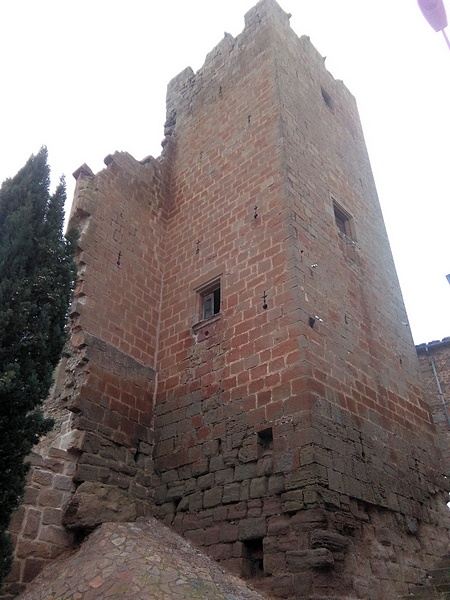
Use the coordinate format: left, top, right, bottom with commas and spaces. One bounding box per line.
59, 150, 169, 512
2, 151, 170, 598
3, 448, 76, 599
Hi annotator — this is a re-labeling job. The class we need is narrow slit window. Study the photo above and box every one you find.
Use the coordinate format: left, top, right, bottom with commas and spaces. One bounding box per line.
257, 427, 274, 455
242, 538, 264, 578
321, 86, 334, 111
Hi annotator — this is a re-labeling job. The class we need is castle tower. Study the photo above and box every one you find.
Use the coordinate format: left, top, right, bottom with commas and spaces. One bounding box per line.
4, 1, 449, 599
152, 1, 449, 598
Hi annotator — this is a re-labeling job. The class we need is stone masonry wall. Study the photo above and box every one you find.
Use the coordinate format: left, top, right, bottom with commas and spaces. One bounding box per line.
4, 2, 450, 599
2, 151, 171, 597
417, 339, 450, 477
59, 150, 170, 507
152, 2, 450, 599
3, 445, 76, 599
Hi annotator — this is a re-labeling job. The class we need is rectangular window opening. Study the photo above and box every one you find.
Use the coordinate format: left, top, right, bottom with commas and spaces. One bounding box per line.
242, 538, 265, 579
333, 200, 354, 239
199, 279, 221, 321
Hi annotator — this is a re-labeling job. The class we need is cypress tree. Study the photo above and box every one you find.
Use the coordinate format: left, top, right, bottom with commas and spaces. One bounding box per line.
0, 148, 77, 584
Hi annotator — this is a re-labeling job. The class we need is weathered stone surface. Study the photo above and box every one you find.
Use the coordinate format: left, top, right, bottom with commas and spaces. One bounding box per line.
62, 482, 137, 531
287, 548, 335, 571
310, 529, 349, 552
238, 517, 267, 540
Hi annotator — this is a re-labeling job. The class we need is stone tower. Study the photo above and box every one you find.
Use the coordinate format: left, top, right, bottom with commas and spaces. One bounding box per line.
5, 1, 449, 599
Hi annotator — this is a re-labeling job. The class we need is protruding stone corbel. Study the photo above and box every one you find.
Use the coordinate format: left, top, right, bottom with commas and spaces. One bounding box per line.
72, 163, 94, 180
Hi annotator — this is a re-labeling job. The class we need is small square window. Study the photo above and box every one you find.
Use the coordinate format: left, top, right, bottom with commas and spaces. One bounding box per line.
333, 201, 354, 239
200, 280, 221, 321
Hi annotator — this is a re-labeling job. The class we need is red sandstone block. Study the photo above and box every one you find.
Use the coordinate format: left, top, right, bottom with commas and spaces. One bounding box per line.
248, 379, 264, 395
138, 410, 153, 428
272, 383, 292, 403
120, 390, 136, 407
240, 396, 256, 413
206, 382, 221, 396
127, 406, 139, 423
257, 390, 271, 406
230, 360, 244, 377
291, 377, 311, 395
285, 350, 301, 365
234, 321, 253, 336
31, 469, 53, 487
201, 371, 216, 388
82, 385, 105, 405
203, 524, 221, 545
250, 363, 268, 381
207, 542, 234, 561
229, 384, 248, 402
104, 410, 121, 431
184, 529, 205, 546
264, 401, 283, 423
191, 414, 203, 428
232, 333, 249, 348
248, 406, 266, 427
41, 507, 63, 527
37, 489, 66, 509
188, 379, 201, 393
237, 370, 250, 386
265, 372, 281, 388
22, 509, 41, 539
239, 342, 256, 364
23, 558, 47, 584
23, 486, 39, 505
52, 473, 74, 492
8, 506, 25, 535
109, 397, 126, 415
197, 425, 212, 441
15, 540, 56, 560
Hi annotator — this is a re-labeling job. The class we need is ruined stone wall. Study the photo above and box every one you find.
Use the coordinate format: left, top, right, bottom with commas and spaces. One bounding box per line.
58, 151, 170, 505
2, 152, 170, 598
417, 339, 450, 477
152, 2, 450, 599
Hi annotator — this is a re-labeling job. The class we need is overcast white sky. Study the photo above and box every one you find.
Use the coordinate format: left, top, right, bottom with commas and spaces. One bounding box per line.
1, 0, 449, 345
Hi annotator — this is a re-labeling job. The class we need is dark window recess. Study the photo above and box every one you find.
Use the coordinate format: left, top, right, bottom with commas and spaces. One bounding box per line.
333, 201, 353, 238
321, 86, 334, 110
243, 538, 264, 578
201, 284, 221, 320
257, 427, 274, 454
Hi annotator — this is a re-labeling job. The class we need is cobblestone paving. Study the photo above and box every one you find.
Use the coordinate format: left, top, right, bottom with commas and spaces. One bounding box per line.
19, 518, 269, 599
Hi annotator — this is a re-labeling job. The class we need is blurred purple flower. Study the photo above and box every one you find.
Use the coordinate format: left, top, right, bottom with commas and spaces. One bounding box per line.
418, 0, 448, 32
